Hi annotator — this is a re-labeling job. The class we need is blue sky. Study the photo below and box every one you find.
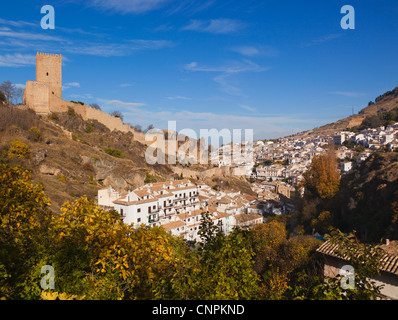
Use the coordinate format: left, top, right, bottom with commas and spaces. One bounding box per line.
1, 0, 398, 140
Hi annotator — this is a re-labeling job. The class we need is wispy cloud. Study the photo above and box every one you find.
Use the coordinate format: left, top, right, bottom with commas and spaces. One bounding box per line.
302, 33, 343, 47
97, 98, 146, 108
0, 15, 175, 61
63, 82, 81, 90
166, 0, 216, 15
14, 83, 26, 89
239, 104, 256, 112
0, 30, 64, 42
329, 91, 366, 98
185, 60, 267, 96
182, 18, 245, 34
167, 95, 191, 100
0, 53, 36, 67
0, 18, 36, 28
62, 39, 174, 57
120, 83, 134, 87
185, 59, 266, 74
231, 46, 260, 57
68, 93, 94, 100
231, 45, 279, 58
84, 0, 171, 14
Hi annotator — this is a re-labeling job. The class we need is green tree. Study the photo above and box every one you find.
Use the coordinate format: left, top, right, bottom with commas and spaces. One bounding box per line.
0, 163, 52, 299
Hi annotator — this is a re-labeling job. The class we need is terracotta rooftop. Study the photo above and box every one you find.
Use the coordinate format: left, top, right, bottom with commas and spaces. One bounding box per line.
316, 240, 398, 276
161, 219, 186, 231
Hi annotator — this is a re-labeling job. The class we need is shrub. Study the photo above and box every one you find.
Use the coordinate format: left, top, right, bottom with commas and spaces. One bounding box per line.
85, 122, 94, 133
28, 127, 42, 142
7, 141, 30, 159
56, 175, 67, 182
144, 172, 157, 183
49, 112, 59, 121
104, 148, 122, 158
67, 107, 76, 116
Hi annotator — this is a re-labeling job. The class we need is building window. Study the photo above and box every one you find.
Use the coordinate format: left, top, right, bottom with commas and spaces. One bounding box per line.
137, 208, 141, 213
153, 205, 156, 210
120, 208, 124, 216
137, 218, 141, 223
46, 72, 48, 76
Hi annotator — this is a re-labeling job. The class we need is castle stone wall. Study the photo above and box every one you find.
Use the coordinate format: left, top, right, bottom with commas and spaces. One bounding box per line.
23, 52, 150, 145
23, 80, 50, 114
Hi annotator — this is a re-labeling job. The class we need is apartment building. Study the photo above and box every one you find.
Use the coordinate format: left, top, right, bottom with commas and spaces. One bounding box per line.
99, 179, 263, 242
112, 179, 200, 226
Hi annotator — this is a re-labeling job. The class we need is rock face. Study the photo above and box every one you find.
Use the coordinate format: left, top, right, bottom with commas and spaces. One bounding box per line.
336, 152, 398, 242
39, 164, 60, 176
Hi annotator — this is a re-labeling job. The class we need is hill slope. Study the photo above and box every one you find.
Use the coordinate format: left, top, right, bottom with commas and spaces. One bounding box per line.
334, 152, 398, 242
290, 86, 398, 138
0, 105, 254, 211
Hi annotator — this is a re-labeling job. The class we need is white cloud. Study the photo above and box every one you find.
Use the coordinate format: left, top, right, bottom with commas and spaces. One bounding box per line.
0, 18, 36, 28
231, 45, 279, 58
184, 59, 266, 74
0, 53, 36, 67
85, 0, 171, 14
0, 30, 63, 42
68, 93, 94, 100
329, 91, 365, 98
98, 98, 146, 108
184, 60, 267, 96
120, 83, 134, 87
63, 82, 81, 90
231, 46, 259, 57
14, 83, 26, 89
239, 104, 256, 112
182, 19, 245, 34
167, 96, 191, 100
302, 33, 343, 47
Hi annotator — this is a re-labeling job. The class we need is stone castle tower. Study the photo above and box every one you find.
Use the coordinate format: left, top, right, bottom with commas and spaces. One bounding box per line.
22, 52, 147, 142
36, 52, 62, 98
23, 52, 63, 113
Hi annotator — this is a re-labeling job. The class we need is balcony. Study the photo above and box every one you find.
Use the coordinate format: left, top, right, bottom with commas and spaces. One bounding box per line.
148, 217, 160, 224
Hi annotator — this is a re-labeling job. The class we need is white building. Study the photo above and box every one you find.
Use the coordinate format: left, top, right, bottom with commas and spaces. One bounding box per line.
113, 179, 200, 227
97, 186, 121, 209
103, 179, 262, 243
340, 161, 352, 173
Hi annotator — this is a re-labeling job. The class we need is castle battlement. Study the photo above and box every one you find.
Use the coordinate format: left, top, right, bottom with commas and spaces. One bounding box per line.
22, 52, 147, 144
37, 52, 62, 58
